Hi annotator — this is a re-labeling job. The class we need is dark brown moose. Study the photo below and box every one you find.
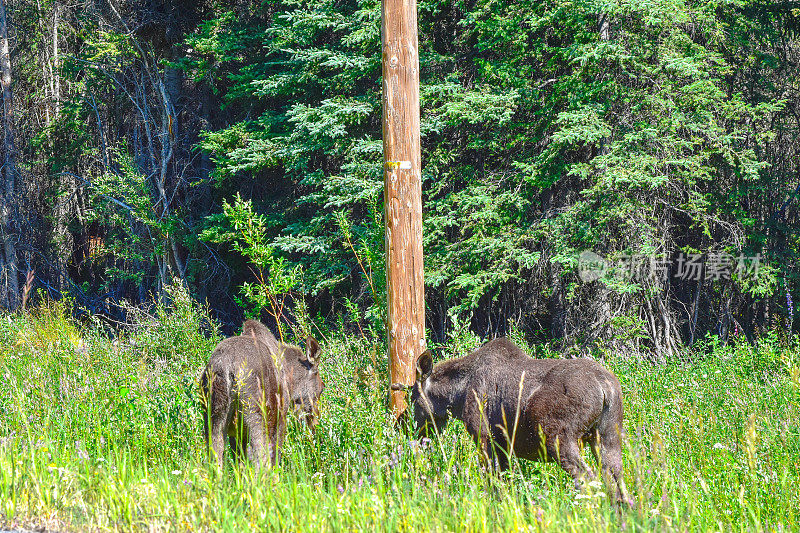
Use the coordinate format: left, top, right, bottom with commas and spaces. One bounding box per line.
402, 338, 631, 504
200, 320, 323, 470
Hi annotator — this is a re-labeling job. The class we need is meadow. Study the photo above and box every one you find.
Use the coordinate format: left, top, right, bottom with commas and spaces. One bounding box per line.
0, 288, 798, 531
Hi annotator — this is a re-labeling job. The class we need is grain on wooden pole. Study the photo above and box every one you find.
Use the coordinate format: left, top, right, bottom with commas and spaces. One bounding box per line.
0, 0, 19, 310
381, 0, 425, 418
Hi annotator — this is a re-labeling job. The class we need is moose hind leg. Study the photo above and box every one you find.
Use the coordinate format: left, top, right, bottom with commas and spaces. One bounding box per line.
208, 404, 233, 470
203, 379, 233, 470
552, 437, 596, 491
244, 397, 274, 472
271, 407, 285, 467
598, 435, 632, 506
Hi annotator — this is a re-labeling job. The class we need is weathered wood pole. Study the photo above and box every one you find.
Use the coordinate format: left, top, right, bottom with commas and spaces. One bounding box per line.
0, 0, 19, 310
381, 0, 426, 418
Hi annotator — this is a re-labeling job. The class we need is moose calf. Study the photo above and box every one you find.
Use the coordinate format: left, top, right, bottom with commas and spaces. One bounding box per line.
404, 338, 631, 504
200, 320, 323, 470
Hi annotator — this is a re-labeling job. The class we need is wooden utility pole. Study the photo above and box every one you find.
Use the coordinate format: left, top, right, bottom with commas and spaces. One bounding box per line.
381, 0, 426, 417
0, 0, 19, 309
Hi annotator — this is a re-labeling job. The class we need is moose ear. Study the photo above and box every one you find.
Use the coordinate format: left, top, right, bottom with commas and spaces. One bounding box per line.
305, 336, 321, 365
416, 350, 433, 382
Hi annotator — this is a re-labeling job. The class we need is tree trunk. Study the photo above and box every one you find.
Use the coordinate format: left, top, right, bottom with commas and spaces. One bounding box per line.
598, 12, 610, 42
51, 3, 59, 115
50, 3, 73, 291
0, 0, 19, 309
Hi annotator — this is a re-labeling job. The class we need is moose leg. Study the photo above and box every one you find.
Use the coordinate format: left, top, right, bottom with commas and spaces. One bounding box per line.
266, 417, 280, 467
244, 405, 269, 472
464, 423, 490, 469
463, 395, 501, 473
261, 395, 280, 468
272, 404, 286, 467
203, 375, 233, 470
208, 404, 233, 470
210, 427, 225, 470
474, 434, 494, 472
471, 431, 508, 473
596, 432, 632, 506
551, 436, 596, 491
463, 416, 493, 471
489, 430, 510, 472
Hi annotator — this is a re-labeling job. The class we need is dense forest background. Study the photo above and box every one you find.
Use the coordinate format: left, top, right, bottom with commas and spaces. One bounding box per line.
0, 0, 798, 355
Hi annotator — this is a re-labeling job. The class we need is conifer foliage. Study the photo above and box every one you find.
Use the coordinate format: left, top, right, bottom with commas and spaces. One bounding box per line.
2, 0, 798, 351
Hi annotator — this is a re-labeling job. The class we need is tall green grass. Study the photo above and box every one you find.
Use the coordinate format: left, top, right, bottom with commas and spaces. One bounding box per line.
0, 289, 798, 531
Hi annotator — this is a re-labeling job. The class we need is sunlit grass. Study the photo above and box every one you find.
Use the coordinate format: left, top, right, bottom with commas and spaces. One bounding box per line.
0, 293, 798, 531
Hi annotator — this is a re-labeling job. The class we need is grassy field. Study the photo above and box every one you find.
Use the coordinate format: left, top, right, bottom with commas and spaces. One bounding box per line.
0, 289, 798, 531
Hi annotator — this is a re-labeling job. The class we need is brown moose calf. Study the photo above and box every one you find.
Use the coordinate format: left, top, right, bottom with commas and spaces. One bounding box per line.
200, 320, 323, 471
405, 338, 631, 504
